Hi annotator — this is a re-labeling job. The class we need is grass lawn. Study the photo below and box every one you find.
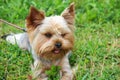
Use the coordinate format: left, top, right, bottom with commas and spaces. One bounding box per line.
0, 0, 120, 80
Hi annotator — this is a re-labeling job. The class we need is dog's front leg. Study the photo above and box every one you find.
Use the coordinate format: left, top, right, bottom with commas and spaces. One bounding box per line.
31, 60, 48, 80
60, 56, 73, 80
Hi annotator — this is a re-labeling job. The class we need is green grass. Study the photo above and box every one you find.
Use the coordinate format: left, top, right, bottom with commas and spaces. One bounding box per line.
0, 0, 120, 80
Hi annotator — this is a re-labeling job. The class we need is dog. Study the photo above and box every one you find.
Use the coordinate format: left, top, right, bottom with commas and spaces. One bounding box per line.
6, 3, 75, 80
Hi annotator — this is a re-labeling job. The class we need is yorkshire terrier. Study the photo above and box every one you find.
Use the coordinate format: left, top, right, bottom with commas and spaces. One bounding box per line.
6, 3, 75, 80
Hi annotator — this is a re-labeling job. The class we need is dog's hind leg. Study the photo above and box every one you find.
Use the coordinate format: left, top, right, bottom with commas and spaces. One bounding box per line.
5, 33, 31, 51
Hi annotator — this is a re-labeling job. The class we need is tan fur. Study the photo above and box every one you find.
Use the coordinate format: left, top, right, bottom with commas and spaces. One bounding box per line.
26, 6, 45, 31
61, 3, 75, 31
26, 3, 75, 80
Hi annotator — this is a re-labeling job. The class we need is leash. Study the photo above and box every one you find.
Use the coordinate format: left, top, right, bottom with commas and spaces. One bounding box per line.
0, 19, 26, 32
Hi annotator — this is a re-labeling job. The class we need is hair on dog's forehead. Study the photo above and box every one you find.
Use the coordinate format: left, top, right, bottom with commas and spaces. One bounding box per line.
38, 16, 71, 34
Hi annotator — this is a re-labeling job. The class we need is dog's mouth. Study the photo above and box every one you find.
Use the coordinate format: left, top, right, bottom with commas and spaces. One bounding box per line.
52, 48, 61, 54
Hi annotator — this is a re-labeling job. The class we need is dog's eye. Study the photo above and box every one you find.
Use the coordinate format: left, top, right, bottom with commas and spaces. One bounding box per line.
61, 33, 66, 37
45, 33, 52, 38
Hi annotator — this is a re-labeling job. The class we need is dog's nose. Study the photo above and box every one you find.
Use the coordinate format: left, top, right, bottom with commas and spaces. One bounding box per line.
55, 42, 62, 48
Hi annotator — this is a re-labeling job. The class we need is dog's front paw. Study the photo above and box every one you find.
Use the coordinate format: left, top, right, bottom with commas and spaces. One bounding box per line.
61, 75, 73, 80
37, 77, 48, 80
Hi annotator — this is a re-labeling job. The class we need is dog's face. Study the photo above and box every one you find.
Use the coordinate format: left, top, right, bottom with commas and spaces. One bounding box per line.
26, 3, 75, 60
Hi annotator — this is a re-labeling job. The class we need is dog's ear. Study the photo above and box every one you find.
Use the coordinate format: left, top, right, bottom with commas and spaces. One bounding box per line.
61, 3, 75, 26
26, 6, 45, 31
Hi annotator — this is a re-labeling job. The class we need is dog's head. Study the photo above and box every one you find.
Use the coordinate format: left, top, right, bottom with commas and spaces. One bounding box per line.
26, 3, 75, 60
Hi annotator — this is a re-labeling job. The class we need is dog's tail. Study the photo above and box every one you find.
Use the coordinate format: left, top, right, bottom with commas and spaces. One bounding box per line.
2, 34, 18, 45
1, 33, 31, 51
1, 34, 12, 40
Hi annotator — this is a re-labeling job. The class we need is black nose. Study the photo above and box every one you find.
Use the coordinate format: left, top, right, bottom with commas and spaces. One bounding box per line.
55, 42, 62, 48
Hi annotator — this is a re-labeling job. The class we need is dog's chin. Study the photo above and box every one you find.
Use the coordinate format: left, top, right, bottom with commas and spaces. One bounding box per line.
38, 48, 69, 60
